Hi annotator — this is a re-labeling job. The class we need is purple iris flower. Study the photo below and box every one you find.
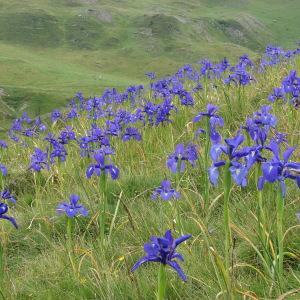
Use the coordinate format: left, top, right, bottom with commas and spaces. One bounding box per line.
179, 90, 194, 106
238, 54, 254, 68
209, 134, 251, 186
57, 194, 88, 218
22, 128, 37, 138
0, 140, 7, 149
0, 189, 16, 204
122, 127, 142, 141
34, 117, 47, 132
252, 106, 277, 128
10, 119, 22, 132
131, 230, 191, 281
193, 104, 224, 143
0, 202, 18, 228
151, 180, 181, 201
51, 109, 62, 122
258, 141, 300, 197
67, 108, 79, 119
167, 143, 198, 173
268, 87, 285, 103
146, 72, 156, 80
29, 148, 49, 172
20, 112, 32, 124
243, 106, 277, 149
0, 164, 7, 176
199, 59, 214, 78
86, 151, 119, 180
224, 66, 254, 86
50, 144, 67, 164
59, 126, 76, 144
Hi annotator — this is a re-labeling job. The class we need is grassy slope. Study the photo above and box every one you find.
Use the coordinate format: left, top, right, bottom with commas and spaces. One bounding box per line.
0, 0, 299, 117
0, 54, 300, 299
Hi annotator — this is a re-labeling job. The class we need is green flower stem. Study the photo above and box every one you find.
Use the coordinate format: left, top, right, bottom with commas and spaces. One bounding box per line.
66, 217, 73, 253
0, 172, 3, 191
157, 264, 167, 300
223, 161, 233, 294
203, 117, 210, 211
255, 165, 268, 264
99, 172, 107, 244
237, 85, 242, 115
0, 238, 4, 289
34, 172, 43, 211
276, 188, 284, 289
175, 160, 183, 233
223, 87, 233, 119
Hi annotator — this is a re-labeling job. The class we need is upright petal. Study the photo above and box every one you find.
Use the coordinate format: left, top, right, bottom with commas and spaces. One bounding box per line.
174, 234, 192, 247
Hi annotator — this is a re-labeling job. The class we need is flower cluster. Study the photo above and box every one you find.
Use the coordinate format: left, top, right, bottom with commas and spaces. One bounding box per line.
269, 70, 300, 108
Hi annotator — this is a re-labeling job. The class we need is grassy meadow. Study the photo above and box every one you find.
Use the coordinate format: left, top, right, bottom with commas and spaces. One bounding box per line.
0, 46, 300, 299
1, 1, 300, 299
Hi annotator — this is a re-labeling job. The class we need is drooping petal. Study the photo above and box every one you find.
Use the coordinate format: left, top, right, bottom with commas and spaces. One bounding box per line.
86, 165, 95, 179
108, 165, 119, 180
172, 252, 184, 261
210, 143, 223, 161
0, 215, 18, 229
262, 162, 279, 183
131, 256, 161, 272
280, 180, 287, 198
209, 166, 220, 186
257, 176, 265, 190
167, 260, 187, 281
79, 205, 89, 217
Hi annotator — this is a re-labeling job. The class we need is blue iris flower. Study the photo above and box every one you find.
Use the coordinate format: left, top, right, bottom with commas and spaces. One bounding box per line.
131, 230, 191, 281
0, 189, 17, 204
86, 151, 119, 180
0, 140, 8, 149
209, 134, 251, 186
193, 103, 224, 143
59, 126, 76, 144
29, 148, 49, 172
0, 202, 18, 228
151, 180, 181, 201
51, 109, 62, 122
57, 194, 88, 218
167, 143, 198, 173
0, 164, 7, 176
122, 127, 142, 141
258, 141, 300, 197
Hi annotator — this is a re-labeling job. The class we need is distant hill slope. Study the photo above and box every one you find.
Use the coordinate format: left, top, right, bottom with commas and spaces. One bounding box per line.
0, 0, 299, 116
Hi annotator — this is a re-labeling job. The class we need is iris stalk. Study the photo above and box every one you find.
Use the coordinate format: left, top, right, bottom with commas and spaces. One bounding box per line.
157, 264, 167, 300
99, 171, 107, 244
223, 161, 233, 296
276, 185, 284, 290
203, 117, 210, 210
255, 164, 268, 265
175, 161, 183, 232
0, 238, 4, 288
66, 216, 73, 252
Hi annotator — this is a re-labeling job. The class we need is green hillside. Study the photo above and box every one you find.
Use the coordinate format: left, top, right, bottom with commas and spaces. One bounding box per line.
0, 0, 299, 116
